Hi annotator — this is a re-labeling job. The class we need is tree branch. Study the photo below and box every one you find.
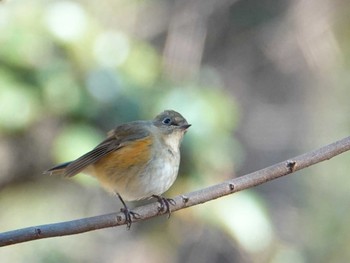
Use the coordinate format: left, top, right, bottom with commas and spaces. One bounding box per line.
1, 136, 350, 247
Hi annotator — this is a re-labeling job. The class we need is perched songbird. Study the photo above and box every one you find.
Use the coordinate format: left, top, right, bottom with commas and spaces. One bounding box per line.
45, 110, 191, 227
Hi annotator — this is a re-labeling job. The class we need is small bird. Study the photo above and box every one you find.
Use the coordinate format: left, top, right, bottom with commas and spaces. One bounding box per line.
45, 110, 191, 228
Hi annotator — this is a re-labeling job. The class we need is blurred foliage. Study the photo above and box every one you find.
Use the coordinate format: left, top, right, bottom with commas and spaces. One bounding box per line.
1, 0, 350, 263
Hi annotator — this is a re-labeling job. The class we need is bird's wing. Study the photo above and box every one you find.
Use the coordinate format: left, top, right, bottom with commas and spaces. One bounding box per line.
62, 121, 150, 177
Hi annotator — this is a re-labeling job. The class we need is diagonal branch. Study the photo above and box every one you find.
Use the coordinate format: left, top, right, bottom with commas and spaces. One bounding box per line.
1, 136, 350, 247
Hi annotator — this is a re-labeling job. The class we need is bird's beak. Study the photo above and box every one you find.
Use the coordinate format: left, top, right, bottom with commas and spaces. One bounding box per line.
180, 124, 191, 130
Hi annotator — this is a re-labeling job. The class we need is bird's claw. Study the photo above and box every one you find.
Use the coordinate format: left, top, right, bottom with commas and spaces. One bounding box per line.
152, 195, 176, 218
120, 207, 140, 229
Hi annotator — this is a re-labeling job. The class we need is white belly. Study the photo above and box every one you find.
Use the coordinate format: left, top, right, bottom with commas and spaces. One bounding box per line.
116, 150, 180, 201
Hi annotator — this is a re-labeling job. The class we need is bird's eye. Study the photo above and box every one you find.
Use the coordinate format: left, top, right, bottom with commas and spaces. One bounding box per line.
162, 117, 172, 125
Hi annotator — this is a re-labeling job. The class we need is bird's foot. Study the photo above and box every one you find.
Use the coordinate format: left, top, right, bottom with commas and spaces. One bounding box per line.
120, 207, 140, 229
116, 193, 140, 229
152, 195, 176, 218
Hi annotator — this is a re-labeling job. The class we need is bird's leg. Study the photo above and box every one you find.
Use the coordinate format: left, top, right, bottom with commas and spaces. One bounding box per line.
116, 193, 140, 229
152, 195, 176, 218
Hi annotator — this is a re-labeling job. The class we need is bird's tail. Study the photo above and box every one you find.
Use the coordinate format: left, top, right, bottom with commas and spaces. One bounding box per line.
43, 161, 73, 176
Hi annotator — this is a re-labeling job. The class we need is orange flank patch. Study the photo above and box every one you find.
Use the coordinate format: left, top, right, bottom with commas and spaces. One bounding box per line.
93, 136, 153, 174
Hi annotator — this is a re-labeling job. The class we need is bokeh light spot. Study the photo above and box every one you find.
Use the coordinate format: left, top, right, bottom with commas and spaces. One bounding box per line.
214, 192, 273, 253
93, 31, 130, 68
52, 124, 103, 163
86, 69, 122, 103
0, 86, 39, 131
45, 1, 87, 42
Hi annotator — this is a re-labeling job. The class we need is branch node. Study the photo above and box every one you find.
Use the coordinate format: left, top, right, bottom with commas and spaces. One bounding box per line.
35, 228, 42, 236
181, 195, 189, 204
286, 160, 296, 172
229, 183, 235, 191
116, 215, 123, 224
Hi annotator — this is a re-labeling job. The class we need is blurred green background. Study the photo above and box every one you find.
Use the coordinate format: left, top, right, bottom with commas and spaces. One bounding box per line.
1, 0, 350, 262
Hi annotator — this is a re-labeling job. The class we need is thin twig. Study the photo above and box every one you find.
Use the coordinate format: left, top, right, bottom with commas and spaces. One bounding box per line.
1, 136, 350, 247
